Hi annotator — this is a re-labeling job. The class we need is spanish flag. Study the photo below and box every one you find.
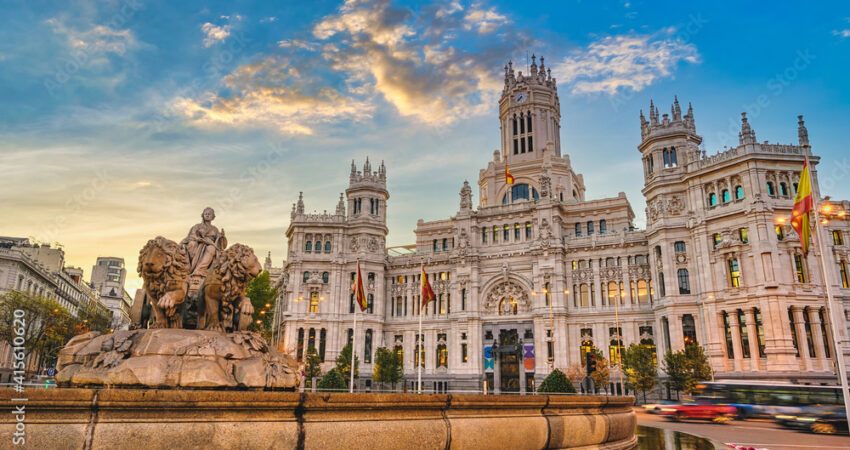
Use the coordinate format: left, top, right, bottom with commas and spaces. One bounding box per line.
505, 162, 515, 185
353, 261, 368, 311
791, 157, 813, 256
421, 266, 436, 306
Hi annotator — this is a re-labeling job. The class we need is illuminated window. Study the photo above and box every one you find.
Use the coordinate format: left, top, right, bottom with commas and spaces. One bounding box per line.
637, 280, 649, 304
309, 292, 319, 313
492, 225, 499, 243
739, 228, 749, 244
609, 327, 624, 366
708, 193, 718, 206
840, 262, 849, 289
525, 222, 532, 239
580, 329, 593, 366
833, 230, 845, 246
722, 189, 731, 203
735, 185, 744, 200
415, 334, 425, 367
713, 233, 722, 248
503, 224, 510, 241
682, 314, 697, 346
514, 223, 521, 240
728, 259, 741, 287
579, 284, 590, 307
436, 334, 448, 368
461, 343, 468, 363
607, 281, 618, 305
571, 260, 578, 270
775, 225, 784, 241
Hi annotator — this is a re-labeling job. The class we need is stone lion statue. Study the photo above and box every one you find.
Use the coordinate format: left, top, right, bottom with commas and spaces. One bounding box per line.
199, 243, 262, 332
137, 236, 190, 328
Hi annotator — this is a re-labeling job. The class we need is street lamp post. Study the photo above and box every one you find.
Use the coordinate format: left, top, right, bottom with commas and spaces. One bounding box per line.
812, 200, 850, 432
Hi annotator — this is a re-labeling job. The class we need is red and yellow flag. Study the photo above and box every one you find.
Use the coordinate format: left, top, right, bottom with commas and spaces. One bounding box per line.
353, 261, 368, 312
505, 162, 515, 185
791, 157, 814, 256
421, 266, 436, 306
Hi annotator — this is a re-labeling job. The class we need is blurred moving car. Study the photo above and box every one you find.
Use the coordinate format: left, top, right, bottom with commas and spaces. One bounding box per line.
640, 400, 677, 414
775, 405, 849, 435
657, 399, 737, 423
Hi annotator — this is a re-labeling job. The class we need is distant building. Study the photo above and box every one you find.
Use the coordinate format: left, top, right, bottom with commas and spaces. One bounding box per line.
91, 257, 133, 330
0, 238, 109, 380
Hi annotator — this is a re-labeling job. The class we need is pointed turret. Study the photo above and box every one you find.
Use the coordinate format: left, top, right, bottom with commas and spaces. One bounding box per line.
336, 193, 346, 216
738, 112, 756, 145
530, 54, 538, 77
649, 99, 659, 125
379, 160, 386, 180
296, 191, 305, 215
672, 96, 682, 121
797, 115, 810, 147
363, 157, 372, 175
264, 251, 272, 271
350, 159, 357, 177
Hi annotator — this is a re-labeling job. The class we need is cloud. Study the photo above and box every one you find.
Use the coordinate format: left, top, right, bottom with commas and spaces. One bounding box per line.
463, 3, 509, 34
201, 22, 232, 47
171, 56, 373, 135
278, 39, 319, 51
46, 18, 136, 58
311, 0, 522, 125
552, 30, 699, 95
834, 29, 850, 38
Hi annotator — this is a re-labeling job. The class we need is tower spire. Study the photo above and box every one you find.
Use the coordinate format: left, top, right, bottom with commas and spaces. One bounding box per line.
672, 95, 682, 121
739, 112, 756, 145
797, 115, 810, 147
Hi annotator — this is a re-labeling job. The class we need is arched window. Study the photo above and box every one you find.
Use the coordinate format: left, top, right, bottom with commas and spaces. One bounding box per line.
657, 272, 666, 297
599, 219, 607, 234
722, 189, 731, 203
605, 257, 615, 267
319, 329, 327, 360
498, 297, 518, 315
367, 294, 374, 314
579, 284, 590, 307
708, 193, 718, 206
682, 314, 697, 346
674, 241, 686, 253
580, 329, 593, 367
324, 241, 332, 253
575, 223, 582, 237
364, 329, 373, 363
305, 241, 312, 252
607, 281, 618, 305
525, 222, 532, 239
512, 114, 518, 136
303, 271, 310, 282
587, 221, 594, 235
503, 224, 510, 241
609, 327, 624, 366
315, 241, 322, 253
767, 182, 775, 196
662, 148, 670, 167
780, 182, 789, 197
322, 272, 329, 283
722, 312, 734, 359
514, 223, 521, 240
637, 280, 649, 304
669, 147, 677, 166
507, 183, 539, 203
734, 185, 744, 200
677, 269, 690, 294
296, 328, 305, 360
526, 113, 532, 133
519, 112, 525, 134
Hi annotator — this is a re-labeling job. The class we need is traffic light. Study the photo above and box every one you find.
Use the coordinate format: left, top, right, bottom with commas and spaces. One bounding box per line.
585, 352, 597, 376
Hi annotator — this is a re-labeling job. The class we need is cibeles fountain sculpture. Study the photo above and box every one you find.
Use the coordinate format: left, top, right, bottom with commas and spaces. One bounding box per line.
55, 208, 300, 389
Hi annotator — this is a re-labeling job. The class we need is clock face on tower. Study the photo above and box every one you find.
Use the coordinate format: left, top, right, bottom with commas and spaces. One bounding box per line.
514, 92, 527, 103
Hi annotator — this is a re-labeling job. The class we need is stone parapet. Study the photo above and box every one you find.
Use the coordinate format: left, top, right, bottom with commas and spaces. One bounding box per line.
0, 389, 636, 449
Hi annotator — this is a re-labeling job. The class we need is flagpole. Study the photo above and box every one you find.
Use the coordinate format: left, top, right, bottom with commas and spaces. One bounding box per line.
350, 259, 360, 394
813, 206, 850, 432
417, 298, 423, 394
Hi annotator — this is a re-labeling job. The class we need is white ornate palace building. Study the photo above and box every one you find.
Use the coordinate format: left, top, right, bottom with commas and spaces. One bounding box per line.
275, 57, 850, 394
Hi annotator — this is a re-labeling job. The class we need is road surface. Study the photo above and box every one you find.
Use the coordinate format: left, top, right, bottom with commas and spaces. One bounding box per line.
637, 408, 850, 449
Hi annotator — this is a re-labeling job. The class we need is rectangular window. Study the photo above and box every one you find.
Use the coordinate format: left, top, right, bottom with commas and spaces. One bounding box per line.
713, 233, 722, 249
527, 136, 533, 152
461, 288, 466, 310
794, 254, 807, 283
309, 292, 319, 313
738, 310, 751, 358
461, 343, 468, 363
775, 225, 784, 241
482, 228, 487, 243
723, 314, 734, 359
840, 262, 849, 289
492, 225, 499, 243
513, 139, 518, 155
514, 223, 521, 240
547, 340, 554, 362
587, 221, 594, 235
788, 308, 799, 356
833, 230, 844, 246
503, 225, 510, 242
525, 222, 532, 239
739, 228, 749, 244
520, 138, 526, 153
728, 259, 741, 288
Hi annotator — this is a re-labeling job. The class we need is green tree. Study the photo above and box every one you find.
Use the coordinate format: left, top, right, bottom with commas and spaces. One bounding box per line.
537, 368, 577, 393
663, 344, 713, 399
317, 368, 347, 391
622, 344, 658, 404
0, 291, 77, 372
373, 347, 403, 391
245, 271, 277, 340
303, 347, 322, 388
589, 347, 610, 394
335, 343, 359, 387
662, 350, 687, 400
682, 344, 713, 393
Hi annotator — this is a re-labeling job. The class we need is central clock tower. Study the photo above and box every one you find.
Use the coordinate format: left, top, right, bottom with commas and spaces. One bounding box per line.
499, 55, 562, 163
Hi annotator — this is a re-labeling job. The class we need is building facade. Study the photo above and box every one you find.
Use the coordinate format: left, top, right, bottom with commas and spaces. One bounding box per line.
276, 57, 850, 393
91, 256, 133, 329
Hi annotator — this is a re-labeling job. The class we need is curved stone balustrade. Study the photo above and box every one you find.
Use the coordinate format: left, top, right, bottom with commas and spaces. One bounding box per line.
0, 389, 636, 449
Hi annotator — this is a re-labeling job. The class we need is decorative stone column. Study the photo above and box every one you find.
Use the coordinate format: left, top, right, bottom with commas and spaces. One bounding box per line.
744, 308, 762, 371
808, 308, 828, 372
792, 306, 813, 372
729, 316, 744, 372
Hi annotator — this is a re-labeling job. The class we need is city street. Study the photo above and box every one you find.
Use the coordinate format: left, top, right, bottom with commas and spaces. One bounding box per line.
638, 409, 850, 449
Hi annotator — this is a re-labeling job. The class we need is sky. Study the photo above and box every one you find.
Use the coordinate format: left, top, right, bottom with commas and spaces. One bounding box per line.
2, 0, 849, 293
